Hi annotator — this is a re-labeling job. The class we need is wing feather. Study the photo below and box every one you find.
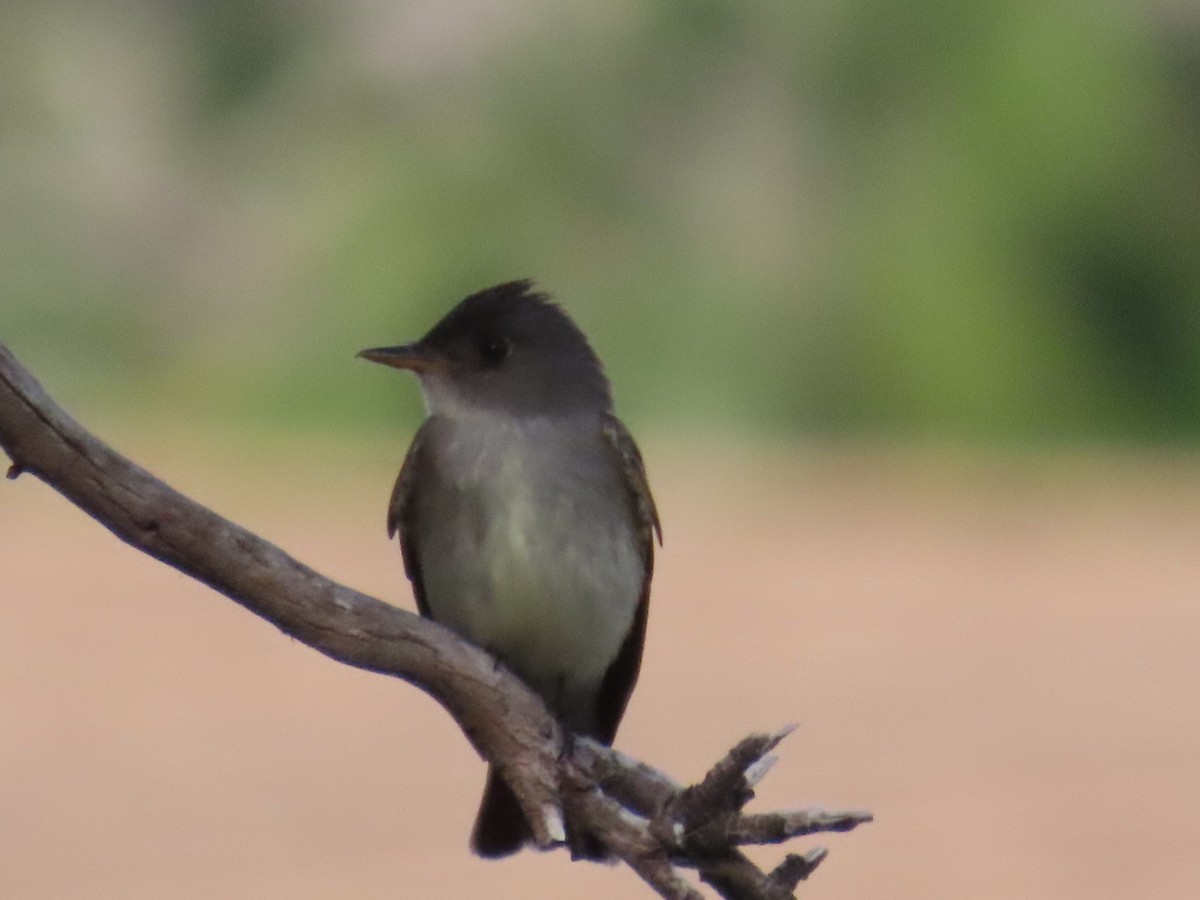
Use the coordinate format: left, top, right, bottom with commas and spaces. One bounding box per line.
387, 423, 433, 618
593, 414, 659, 743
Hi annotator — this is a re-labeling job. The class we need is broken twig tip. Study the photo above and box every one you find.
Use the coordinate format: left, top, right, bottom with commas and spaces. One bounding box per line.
744, 754, 777, 788
757, 722, 799, 754
805, 807, 874, 834
769, 847, 828, 891
541, 803, 567, 845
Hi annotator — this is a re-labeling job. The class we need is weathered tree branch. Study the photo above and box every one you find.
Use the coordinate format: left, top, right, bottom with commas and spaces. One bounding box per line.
0, 342, 871, 898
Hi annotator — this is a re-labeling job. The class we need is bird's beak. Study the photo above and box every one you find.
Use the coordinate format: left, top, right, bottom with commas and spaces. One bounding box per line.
357, 343, 449, 374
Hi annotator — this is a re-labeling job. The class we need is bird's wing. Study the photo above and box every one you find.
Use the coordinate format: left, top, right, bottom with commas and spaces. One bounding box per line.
603, 414, 661, 548
387, 422, 432, 618
593, 414, 661, 743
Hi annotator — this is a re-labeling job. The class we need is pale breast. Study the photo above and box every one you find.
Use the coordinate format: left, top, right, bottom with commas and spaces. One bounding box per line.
415, 412, 644, 701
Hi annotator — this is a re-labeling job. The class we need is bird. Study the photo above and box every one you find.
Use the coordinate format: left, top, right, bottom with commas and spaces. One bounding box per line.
358, 280, 660, 858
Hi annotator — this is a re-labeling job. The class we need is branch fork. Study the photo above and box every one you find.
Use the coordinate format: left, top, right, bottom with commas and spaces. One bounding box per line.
0, 342, 870, 899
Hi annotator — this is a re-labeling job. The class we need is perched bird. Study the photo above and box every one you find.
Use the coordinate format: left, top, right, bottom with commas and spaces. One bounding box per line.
359, 281, 660, 858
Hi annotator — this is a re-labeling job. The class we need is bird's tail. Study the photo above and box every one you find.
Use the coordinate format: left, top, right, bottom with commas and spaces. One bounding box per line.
471, 767, 532, 858
470, 765, 611, 860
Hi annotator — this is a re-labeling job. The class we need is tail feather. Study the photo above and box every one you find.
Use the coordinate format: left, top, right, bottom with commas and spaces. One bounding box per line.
470, 765, 612, 861
471, 767, 532, 858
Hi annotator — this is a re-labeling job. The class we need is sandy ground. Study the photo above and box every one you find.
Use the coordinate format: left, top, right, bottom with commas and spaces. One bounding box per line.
1, 428, 1198, 899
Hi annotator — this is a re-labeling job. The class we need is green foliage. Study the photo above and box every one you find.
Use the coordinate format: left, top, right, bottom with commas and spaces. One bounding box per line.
3, 0, 1198, 441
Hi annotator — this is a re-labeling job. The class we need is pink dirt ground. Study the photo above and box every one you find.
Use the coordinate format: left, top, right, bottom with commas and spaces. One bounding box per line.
2, 431, 1198, 899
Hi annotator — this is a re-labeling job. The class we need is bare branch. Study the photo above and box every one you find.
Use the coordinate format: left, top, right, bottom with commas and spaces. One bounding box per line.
770, 851, 828, 892
678, 726, 798, 828
730, 809, 874, 846
0, 342, 870, 898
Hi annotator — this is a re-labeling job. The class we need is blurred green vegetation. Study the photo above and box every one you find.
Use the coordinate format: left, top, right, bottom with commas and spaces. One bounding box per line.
3, 0, 1199, 442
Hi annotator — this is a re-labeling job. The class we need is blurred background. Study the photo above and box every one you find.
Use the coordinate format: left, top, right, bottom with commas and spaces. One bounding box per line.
2, 1, 1199, 898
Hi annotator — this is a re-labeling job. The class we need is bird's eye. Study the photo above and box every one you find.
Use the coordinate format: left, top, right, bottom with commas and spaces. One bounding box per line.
478, 335, 511, 366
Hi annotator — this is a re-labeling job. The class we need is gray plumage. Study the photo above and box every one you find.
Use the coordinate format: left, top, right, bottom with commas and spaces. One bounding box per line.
361, 281, 659, 858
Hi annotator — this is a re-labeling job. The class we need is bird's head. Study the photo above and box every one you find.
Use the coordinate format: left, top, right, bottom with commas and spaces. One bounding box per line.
359, 280, 612, 420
